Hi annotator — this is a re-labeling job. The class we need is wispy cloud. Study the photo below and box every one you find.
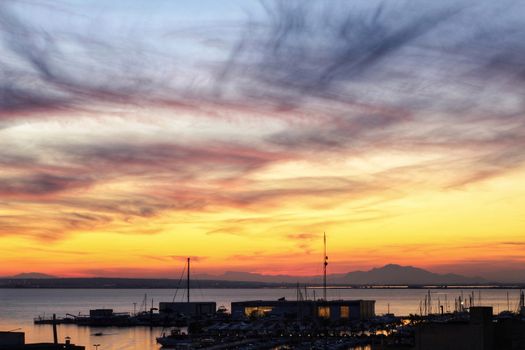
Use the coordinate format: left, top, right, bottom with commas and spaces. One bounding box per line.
0, 0, 524, 275
0, 173, 93, 197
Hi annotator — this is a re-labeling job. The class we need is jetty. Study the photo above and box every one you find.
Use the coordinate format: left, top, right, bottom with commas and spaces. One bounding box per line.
0, 330, 84, 350
29, 243, 525, 349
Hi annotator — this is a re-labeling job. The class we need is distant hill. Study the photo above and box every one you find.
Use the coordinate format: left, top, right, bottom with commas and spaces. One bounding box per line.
0, 265, 493, 287
0, 277, 288, 289
9, 272, 57, 279
195, 264, 487, 285
335, 264, 486, 285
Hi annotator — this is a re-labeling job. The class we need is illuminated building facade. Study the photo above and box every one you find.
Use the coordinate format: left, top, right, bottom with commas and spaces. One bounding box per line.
231, 299, 375, 321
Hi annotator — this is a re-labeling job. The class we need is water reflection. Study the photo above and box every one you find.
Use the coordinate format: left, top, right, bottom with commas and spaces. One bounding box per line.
32, 324, 160, 350
1, 288, 522, 350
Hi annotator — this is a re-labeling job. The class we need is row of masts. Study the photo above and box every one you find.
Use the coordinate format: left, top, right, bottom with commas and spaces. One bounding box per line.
418, 290, 525, 316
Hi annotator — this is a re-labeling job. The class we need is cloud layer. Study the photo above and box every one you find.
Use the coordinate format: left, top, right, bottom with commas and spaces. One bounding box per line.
1, 0, 524, 275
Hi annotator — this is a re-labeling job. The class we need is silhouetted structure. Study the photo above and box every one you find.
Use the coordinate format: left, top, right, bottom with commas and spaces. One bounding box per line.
0, 332, 84, 350
231, 299, 375, 321
413, 307, 525, 350
159, 302, 217, 317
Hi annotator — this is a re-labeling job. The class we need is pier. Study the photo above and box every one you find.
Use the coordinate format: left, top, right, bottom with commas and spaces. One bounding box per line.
30, 294, 525, 350
0, 331, 84, 350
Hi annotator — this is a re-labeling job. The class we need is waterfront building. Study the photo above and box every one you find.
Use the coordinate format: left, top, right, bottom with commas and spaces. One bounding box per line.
159, 301, 217, 317
0, 331, 84, 350
231, 299, 375, 321
414, 306, 525, 350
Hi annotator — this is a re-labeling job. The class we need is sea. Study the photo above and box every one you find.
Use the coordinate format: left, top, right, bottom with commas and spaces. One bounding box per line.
0, 288, 522, 350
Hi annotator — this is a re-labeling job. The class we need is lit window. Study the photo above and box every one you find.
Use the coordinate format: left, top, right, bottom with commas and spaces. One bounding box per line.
340, 306, 350, 318
244, 306, 273, 317
318, 306, 330, 318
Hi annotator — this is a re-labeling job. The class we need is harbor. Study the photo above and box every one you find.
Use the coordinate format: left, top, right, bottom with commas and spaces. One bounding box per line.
24, 299, 525, 350
2, 287, 525, 350
5, 256, 525, 350
22, 258, 525, 350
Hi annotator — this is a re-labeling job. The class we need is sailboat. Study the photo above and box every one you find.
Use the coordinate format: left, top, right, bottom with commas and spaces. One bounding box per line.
156, 257, 195, 348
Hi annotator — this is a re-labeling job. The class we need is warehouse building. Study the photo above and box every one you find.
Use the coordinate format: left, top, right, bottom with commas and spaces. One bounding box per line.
231, 299, 375, 321
159, 302, 216, 316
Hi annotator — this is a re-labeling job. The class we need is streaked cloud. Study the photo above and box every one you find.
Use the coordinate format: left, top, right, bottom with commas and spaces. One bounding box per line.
0, 0, 524, 276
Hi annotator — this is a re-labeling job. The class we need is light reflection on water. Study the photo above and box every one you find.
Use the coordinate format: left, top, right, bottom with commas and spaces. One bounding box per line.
0, 288, 522, 350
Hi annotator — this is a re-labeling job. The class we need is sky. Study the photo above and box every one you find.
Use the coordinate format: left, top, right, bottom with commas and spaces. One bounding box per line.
1, 0, 524, 282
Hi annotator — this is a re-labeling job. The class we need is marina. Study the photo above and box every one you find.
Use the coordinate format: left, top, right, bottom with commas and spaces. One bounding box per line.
4, 254, 525, 349
1, 288, 524, 350
4, 250, 525, 350
26, 303, 525, 350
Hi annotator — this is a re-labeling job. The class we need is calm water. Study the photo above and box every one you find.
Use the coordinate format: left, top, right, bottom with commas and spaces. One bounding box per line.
0, 288, 522, 350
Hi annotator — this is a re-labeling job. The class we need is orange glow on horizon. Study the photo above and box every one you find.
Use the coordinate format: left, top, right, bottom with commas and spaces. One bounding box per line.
2, 0, 525, 283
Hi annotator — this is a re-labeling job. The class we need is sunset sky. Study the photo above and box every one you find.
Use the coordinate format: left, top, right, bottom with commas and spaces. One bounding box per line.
1, 0, 524, 281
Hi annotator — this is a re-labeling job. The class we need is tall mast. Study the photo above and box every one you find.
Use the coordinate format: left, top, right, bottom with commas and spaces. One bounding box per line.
187, 257, 190, 303
323, 232, 328, 300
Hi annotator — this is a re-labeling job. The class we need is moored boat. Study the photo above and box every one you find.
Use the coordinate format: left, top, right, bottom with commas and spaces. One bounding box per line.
156, 328, 192, 348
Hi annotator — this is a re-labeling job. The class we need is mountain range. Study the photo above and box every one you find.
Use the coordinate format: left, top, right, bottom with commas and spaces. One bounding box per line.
9, 272, 57, 279
193, 264, 487, 285
5, 264, 510, 285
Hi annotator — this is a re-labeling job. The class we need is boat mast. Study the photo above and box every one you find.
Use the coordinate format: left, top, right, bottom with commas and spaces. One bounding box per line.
187, 257, 190, 303
323, 232, 328, 300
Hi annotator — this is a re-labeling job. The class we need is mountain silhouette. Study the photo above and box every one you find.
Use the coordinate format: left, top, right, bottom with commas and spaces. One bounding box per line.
5, 265, 489, 285
338, 264, 486, 285
194, 264, 486, 285
10, 272, 57, 279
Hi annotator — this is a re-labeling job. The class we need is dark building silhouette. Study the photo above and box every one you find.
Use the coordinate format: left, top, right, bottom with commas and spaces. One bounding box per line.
231, 299, 375, 321
0, 332, 84, 350
159, 302, 217, 317
413, 307, 525, 350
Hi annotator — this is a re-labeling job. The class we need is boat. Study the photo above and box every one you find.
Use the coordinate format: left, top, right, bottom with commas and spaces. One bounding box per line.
156, 259, 193, 348
156, 328, 192, 348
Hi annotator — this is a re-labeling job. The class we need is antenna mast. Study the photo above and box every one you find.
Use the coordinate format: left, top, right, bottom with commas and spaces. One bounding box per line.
187, 257, 190, 303
323, 232, 328, 300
